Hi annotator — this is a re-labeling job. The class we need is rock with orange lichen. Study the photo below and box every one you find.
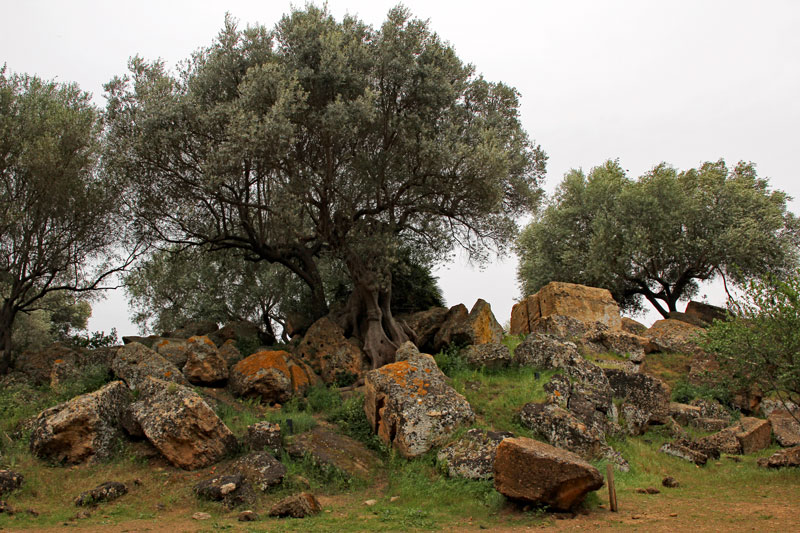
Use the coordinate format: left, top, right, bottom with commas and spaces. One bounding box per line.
111, 342, 188, 391
131, 377, 237, 470
218, 340, 244, 368
30, 381, 131, 464
295, 318, 366, 386
364, 342, 474, 458
433, 300, 503, 352
182, 336, 228, 385
153, 338, 190, 368
229, 350, 319, 404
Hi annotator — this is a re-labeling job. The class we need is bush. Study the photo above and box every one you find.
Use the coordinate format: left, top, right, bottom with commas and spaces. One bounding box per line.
701, 272, 800, 420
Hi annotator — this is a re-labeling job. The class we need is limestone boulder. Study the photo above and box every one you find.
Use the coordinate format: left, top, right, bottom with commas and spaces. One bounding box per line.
659, 442, 708, 465
209, 320, 265, 348
287, 427, 382, 480
268, 492, 322, 518
30, 381, 131, 464
684, 301, 727, 326
493, 437, 604, 511
130, 377, 237, 470
669, 403, 702, 426
691, 418, 729, 432
363, 343, 474, 458
218, 340, 244, 368
542, 374, 612, 435
462, 343, 512, 370
433, 300, 503, 351
111, 342, 187, 391
436, 429, 512, 480
604, 368, 670, 434
646, 319, 704, 353
695, 427, 742, 456
246, 422, 282, 456
295, 318, 365, 386
121, 335, 162, 348
510, 282, 622, 336
519, 402, 607, 459
74, 481, 128, 506
0, 470, 24, 496
182, 335, 228, 385
769, 411, 800, 447
736, 417, 772, 455
228, 451, 287, 492
400, 307, 449, 353
152, 338, 190, 368
621, 317, 647, 335
691, 398, 731, 422
758, 446, 800, 469
760, 399, 799, 418
15, 342, 82, 385
229, 350, 318, 404
194, 473, 253, 509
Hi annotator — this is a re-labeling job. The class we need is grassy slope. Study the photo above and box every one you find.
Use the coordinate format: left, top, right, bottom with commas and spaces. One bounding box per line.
1, 340, 799, 532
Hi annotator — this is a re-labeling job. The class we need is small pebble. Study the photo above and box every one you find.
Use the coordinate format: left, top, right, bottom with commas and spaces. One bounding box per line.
364, 499, 378, 506
238, 510, 259, 522
192, 512, 212, 520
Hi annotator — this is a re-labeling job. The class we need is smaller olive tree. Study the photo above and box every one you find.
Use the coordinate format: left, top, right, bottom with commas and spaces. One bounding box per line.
0, 69, 139, 372
702, 273, 800, 423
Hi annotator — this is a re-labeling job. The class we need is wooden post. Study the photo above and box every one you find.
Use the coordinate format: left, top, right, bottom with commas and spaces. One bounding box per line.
607, 463, 618, 512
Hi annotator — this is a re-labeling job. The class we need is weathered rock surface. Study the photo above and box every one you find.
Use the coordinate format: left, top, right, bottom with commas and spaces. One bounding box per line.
691, 399, 731, 422
493, 437, 604, 511
287, 426, 382, 480
229, 451, 287, 491
659, 442, 708, 465
194, 473, 253, 508
229, 350, 318, 404
510, 282, 622, 336
646, 319, 704, 353
364, 343, 474, 458
30, 381, 131, 464
400, 307, 449, 353
760, 399, 799, 418
130, 377, 237, 470
604, 368, 670, 434
690, 418, 729, 432
669, 402, 702, 426
15, 343, 82, 385
769, 411, 800, 447
74, 481, 128, 506
246, 422, 282, 456
436, 429, 512, 480
218, 340, 244, 368
519, 402, 607, 459
621, 317, 647, 335
736, 417, 772, 455
758, 445, 800, 469
295, 318, 365, 386
111, 342, 187, 391
684, 301, 727, 326
462, 343, 512, 370
0, 471, 23, 496
152, 338, 190, 368
209, 320, 263, 348
121, 336, 162, 348
695, 427, 742, 456
268, 492, 322, 518
434, 300, 503, 351
182, 335, 228, 385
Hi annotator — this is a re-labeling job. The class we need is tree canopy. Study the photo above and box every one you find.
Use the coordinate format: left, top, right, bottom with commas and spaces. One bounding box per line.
0, 68, 138, 372
105, 6, 545, 367
517, 159, 799, 317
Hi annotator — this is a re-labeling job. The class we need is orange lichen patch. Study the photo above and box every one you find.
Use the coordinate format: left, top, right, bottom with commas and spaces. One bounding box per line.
288, 364, 310, 392
164, 371, 173, 378
424, 368, 431, 373
378, 360, 413, 388
234, 350, 291, 378
158, 340, 170, 348
188, 335, 216, 346
54, 359, 64, 364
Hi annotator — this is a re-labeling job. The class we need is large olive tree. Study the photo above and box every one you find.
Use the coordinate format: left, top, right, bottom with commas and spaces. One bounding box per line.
105, 6, 545, 368
0, 69, 137, 373
517, 159, 799, 317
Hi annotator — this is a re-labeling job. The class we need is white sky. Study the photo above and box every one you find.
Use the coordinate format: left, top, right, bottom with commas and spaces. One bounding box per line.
2, 1, 799, 334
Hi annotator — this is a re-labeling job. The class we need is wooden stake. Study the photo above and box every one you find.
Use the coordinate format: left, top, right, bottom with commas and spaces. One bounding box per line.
607, 463, 618, 512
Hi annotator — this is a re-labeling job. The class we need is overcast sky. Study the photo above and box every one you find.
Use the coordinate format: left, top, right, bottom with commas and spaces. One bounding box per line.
3, 1, 799, 334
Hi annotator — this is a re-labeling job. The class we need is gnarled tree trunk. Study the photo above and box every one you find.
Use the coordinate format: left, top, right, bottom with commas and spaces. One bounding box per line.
0, 302, 16, 375
338, 255, 408, 369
